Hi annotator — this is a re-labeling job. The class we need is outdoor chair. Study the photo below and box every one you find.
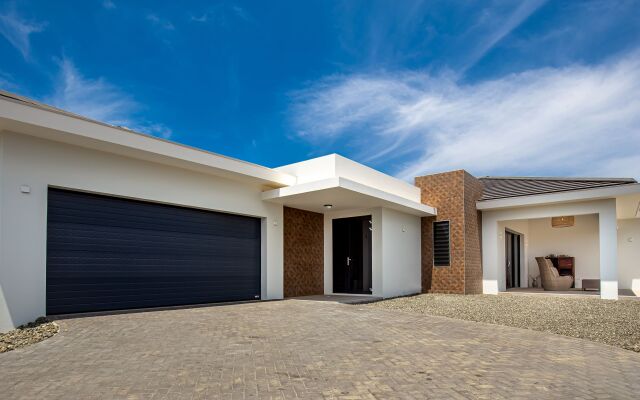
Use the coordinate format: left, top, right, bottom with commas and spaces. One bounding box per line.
536, 257, 573, 291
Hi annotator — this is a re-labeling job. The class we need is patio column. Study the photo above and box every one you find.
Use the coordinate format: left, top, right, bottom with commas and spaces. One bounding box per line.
599, 200, 618, 300
481, 215, 500, 294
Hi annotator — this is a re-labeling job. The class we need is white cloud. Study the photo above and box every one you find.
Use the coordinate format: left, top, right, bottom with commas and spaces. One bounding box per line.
0, 9, 45, 60
146, 14, 174, 30
190, 14, 208, 23
189, 4, 251, 26
133, 122, 173, 140
46, 58, 172, 139
102, 0, 116, 10
0, 70, 17, 90
290, 52, 640, 180
460, 0, 548, 73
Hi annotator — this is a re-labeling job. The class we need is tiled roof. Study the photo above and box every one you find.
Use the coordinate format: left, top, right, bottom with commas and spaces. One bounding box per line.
478, 177, 637, 201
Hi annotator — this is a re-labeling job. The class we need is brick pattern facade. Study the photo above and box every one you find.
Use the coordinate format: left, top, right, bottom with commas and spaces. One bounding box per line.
415, 171, 483, 294
463, 173, 484, 294
283, 206, 324, 297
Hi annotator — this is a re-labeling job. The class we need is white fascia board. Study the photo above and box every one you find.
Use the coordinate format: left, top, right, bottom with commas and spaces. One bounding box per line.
275, 153, 421, 202
477, 183, 640, 210
262, 177, 437, 216
0, 95, 296, 187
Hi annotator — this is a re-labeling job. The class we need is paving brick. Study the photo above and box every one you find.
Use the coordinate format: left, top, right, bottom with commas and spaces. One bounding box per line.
0, 300, 639, 399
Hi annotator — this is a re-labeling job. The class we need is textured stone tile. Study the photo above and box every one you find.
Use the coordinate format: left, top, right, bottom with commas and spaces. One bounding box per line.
416, 170, 484, 295
284, 207, 324, 298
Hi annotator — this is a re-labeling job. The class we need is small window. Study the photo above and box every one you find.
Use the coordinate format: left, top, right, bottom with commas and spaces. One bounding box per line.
433, 221, 450, 267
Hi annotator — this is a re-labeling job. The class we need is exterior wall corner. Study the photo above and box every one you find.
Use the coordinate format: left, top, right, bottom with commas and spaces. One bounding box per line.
415, 170, 483, 294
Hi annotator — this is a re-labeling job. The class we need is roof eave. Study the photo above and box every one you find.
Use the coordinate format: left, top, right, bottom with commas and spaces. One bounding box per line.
0, 92, 296, 187
476, 183, 640, 210
262, 177, 437, 216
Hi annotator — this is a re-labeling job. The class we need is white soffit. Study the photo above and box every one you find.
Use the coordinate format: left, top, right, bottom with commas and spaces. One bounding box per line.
476, 183, 640, 211
616, 193, 640, 219
0, 92, 296, 187
262, 177, 436, 216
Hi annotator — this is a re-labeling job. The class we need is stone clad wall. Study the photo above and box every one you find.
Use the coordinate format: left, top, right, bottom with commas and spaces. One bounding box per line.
415, 171, 483, 294
463, 172, 484, 294
283, 206, 324, 297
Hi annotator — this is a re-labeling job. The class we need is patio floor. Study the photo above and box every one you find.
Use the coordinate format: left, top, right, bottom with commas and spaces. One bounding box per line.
504, 287, 639, 299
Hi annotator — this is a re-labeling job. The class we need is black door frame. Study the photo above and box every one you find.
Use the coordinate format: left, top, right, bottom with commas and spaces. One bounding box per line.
332, 215, 373, 294
505, 229, 522, 289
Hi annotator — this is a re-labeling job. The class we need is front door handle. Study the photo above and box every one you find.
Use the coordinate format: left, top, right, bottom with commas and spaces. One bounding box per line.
347, 257, 351, 266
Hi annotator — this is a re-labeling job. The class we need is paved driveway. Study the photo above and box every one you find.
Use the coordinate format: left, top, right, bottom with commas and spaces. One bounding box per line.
1, 299, 639, 399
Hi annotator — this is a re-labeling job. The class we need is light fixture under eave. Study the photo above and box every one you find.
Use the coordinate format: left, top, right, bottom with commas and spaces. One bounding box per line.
551, 216, 575, 228
323, 204, 333, 210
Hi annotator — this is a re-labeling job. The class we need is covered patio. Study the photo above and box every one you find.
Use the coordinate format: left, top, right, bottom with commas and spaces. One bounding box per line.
479, 184, 640, 300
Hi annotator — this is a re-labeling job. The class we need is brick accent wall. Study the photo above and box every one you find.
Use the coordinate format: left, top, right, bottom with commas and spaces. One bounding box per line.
420, 216, 435, 292
283, 206, 324, 297
463, 173, 484, 294
415, 171, 483, 294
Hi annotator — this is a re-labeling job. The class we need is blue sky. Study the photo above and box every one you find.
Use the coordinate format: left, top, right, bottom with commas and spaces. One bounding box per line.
1, 0, 639, 179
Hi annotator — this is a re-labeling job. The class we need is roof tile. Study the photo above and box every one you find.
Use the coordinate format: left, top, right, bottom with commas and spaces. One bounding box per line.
478, 177, 637, 201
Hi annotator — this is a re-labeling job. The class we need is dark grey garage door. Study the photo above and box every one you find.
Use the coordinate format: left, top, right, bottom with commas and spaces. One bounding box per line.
46, 188, 261, 315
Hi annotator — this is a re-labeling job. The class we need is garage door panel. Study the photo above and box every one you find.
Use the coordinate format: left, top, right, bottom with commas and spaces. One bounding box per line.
46, 188, 261, 315
47, 294, 255, 314
47, 223, 260, 246
47, 227, 260, 253
48, 193, 260, 238
47, 283, 260, 301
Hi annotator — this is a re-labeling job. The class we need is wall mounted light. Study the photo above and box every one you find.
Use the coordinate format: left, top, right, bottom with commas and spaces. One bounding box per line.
20, 185, 31, 194
551, 216, 574, 228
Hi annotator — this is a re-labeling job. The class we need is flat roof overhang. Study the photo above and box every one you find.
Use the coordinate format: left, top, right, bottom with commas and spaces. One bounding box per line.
0, 92, 296, 188
262, 177, 437, 216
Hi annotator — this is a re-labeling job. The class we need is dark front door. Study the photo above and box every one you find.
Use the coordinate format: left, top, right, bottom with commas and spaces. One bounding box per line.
332, 216, 372, 294
46, 188, 261, 315
505, 231, 521, 289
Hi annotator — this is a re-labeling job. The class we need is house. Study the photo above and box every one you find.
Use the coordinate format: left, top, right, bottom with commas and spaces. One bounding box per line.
0, 90, 638, 332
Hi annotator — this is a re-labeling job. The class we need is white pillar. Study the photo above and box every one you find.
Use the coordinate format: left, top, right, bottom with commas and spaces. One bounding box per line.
599, 200, 618, 300
482, 214, 499, 294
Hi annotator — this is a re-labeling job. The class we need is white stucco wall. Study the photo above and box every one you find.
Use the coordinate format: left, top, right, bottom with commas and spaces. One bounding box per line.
0, 132, 284, 332
618, 218, 640, 294
527, 215, 600, 289
380, 208, 422, 298
323, 207, 421, 298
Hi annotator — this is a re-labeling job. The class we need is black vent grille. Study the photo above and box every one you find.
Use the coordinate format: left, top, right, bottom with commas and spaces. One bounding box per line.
433, 221, 450, 267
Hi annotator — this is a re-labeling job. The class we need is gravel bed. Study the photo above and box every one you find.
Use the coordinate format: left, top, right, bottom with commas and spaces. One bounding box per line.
367, 294, 640, 352
0, 317, 59, 353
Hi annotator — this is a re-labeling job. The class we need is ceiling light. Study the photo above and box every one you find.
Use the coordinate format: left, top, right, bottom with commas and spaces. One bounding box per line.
324, 204, 333, 209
